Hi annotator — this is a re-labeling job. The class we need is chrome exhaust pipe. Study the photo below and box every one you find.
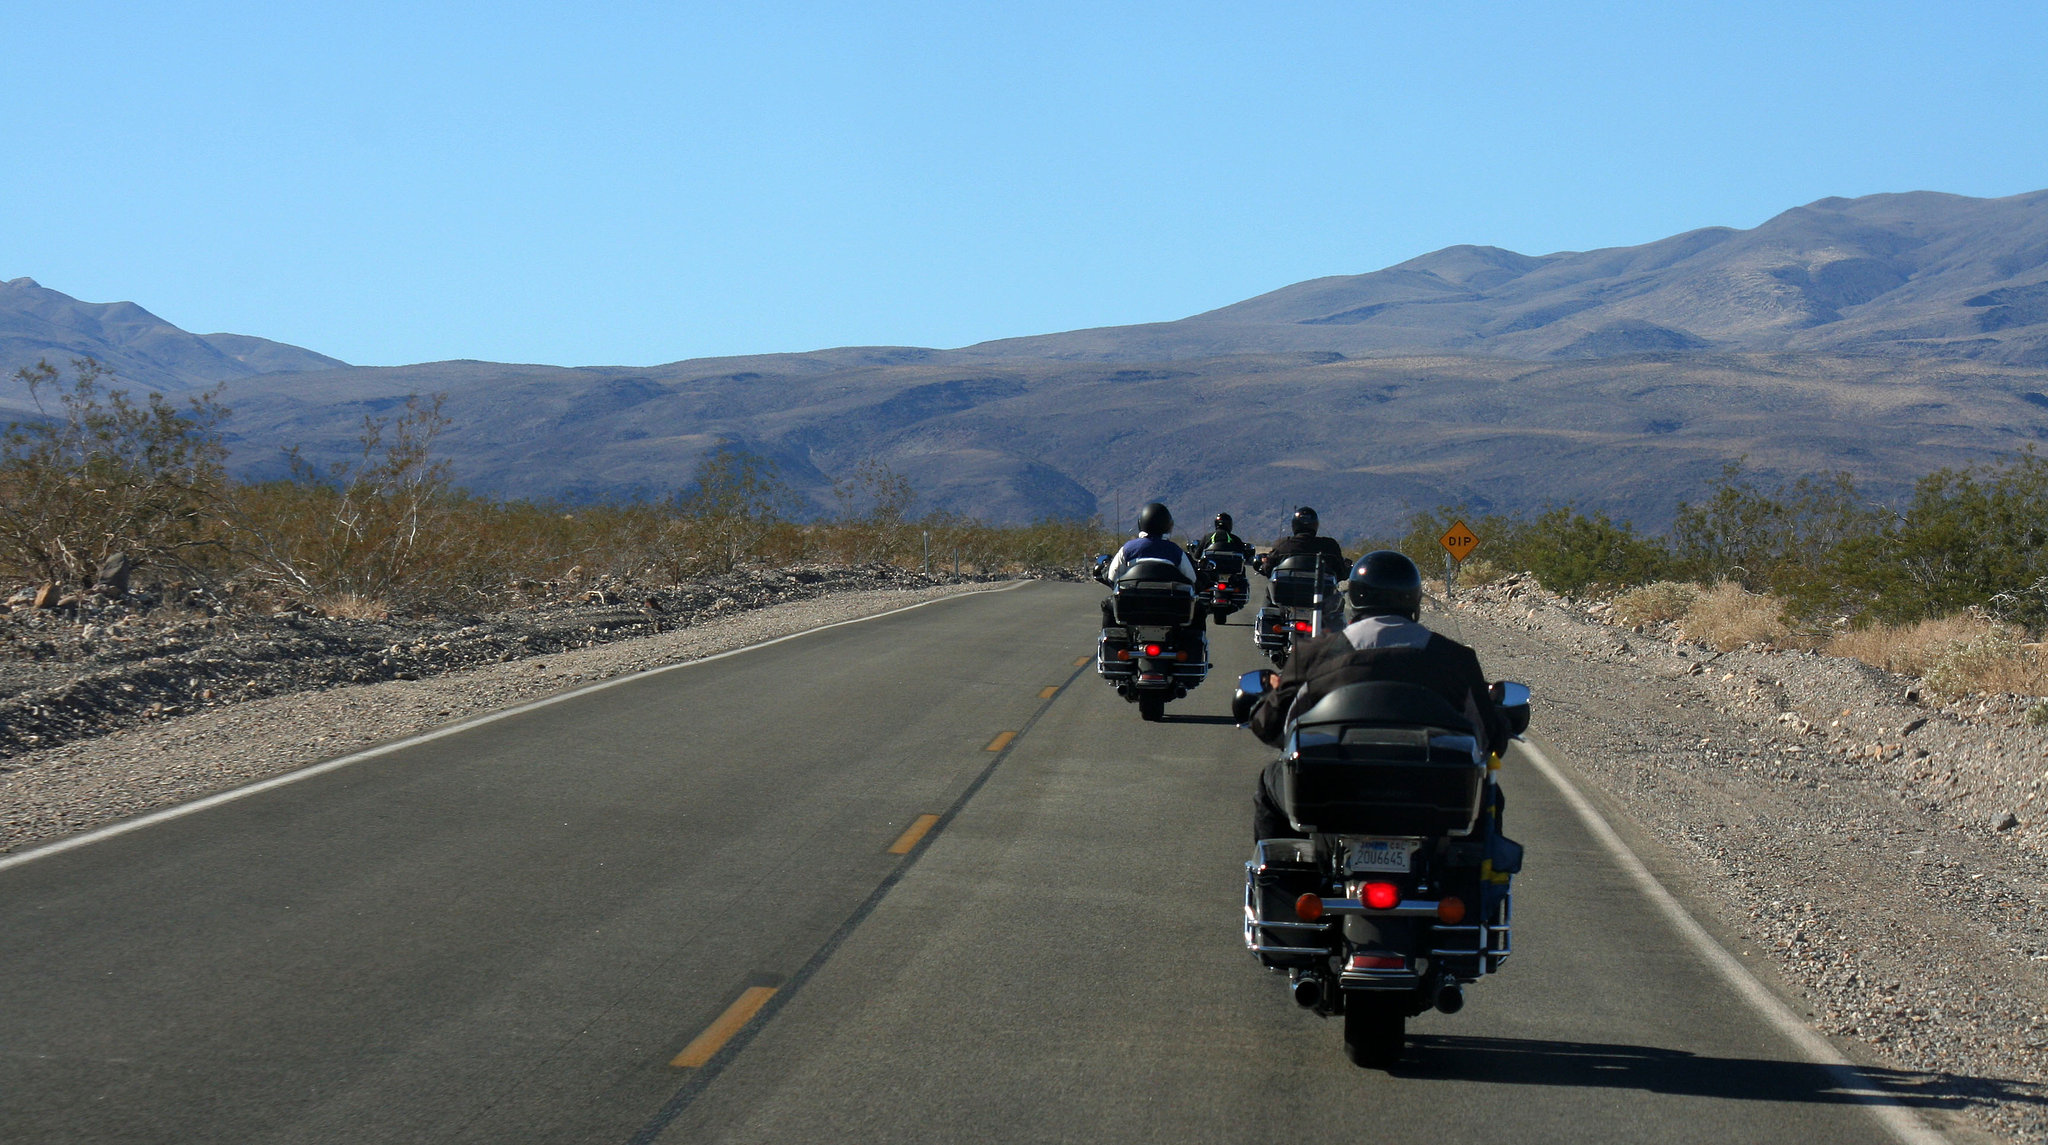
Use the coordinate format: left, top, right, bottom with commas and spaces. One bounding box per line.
1434, 979, 1465, 1014
1290, 971, 1324, 1009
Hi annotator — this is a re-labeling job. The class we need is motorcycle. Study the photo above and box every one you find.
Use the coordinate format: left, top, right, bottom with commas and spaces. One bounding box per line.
1091, 555, 1211, 721
1232, 672, 1531, 1068
1251, 553, 1340, 668
1201, 550, 1251, 623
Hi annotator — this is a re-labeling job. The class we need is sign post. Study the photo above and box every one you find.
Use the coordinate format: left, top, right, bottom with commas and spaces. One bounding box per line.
1438, 520, 1479, 600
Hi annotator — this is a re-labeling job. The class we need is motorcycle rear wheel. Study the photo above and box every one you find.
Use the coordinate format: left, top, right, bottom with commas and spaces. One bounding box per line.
1342, 994, 1405, 1069
1138, 695, 1166, 721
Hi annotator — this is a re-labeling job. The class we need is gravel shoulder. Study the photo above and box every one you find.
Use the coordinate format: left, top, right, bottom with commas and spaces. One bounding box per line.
0, 572, 1015, 854
1447, 576, 2048, 1145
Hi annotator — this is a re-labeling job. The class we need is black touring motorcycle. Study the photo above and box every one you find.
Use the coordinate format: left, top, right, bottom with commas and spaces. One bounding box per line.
1091, 557, 1210, 721
1251, 554, 1340, 667
1234, 673, 1531, 1068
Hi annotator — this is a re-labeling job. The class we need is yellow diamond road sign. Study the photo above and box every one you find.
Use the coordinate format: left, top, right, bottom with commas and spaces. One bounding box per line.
1439, 521, 1478, 562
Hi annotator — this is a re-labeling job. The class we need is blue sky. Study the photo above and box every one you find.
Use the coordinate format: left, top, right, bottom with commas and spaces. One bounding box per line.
7, 1, 2046, 367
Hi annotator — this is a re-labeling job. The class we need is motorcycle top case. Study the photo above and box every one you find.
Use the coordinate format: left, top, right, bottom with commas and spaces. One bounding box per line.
1109, 571, 1198, 628
1266, 556, 1336, 609
1280, 682, 1486, 836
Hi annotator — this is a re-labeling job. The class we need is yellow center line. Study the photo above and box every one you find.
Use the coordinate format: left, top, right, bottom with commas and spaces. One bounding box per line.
985, 730, 1017, 752
887, 813, 942, 855
1038, 685, 1060, 699
671, 986, 777, 1068
1072, 656, 1089, 667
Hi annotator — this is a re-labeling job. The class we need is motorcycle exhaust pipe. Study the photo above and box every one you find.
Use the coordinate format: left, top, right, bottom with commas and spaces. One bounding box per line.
1290, 971, 1324, 1009
1434, 979, 1465, 1014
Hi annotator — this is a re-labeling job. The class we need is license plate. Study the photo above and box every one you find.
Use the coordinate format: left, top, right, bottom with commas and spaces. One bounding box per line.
1344, 838, 1419, 874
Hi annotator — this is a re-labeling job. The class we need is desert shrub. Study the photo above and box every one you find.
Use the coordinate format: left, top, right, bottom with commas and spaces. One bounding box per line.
1922, 630, 2048, 699
1613, 581, 1703, 626
233, 395, 517, 610
1451, 557, 1507, 587
1677, 582, 1790, 650
0, 358, 229, 588
1400, 504, 1667, 596
1823, 615, 1997, 677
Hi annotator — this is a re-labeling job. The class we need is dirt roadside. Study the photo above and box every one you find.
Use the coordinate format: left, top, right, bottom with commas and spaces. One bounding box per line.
1446, 575, 2048, 1144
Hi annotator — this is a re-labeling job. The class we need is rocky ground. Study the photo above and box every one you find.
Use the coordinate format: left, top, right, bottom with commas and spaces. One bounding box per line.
1448, 574, 2048, 1144
0, 565, 1016, 851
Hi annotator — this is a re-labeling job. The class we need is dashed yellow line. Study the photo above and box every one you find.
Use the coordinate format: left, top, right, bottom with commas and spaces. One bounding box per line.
985, 731, 1017, 752
888, 813, 942, 855
671, 986, 777, 1067
1072, 656, 1089, 667
1038, 685, 1060, 699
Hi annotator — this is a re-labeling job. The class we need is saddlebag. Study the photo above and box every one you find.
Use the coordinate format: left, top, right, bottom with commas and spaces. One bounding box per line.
1280, 682, 1486, 836
1244, 837, 1331, 970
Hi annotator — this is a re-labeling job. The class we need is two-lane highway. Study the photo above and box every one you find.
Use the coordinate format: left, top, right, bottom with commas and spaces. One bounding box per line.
0, 582, 1950, 1143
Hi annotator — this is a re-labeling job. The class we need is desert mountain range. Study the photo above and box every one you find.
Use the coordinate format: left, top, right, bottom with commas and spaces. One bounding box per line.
7, 188, 2048, 537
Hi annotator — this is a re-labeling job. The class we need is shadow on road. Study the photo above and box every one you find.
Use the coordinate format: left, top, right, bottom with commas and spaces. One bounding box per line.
1396, 1034, 2048, 1113
1158, 713, 1241, 725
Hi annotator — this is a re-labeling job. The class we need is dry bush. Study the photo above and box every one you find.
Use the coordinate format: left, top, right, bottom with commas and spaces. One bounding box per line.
1824, 615, 1997, 677
1613, 580, 1703, 626
313, 592, 391, 620
1922, 630, 2048, 699
1677, 582, 1790, 650
1454, 557, 1507, 587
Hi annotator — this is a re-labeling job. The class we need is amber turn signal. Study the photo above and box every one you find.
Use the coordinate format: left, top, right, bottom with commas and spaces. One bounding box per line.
1437, 896, 1467, 924
1294, 893, 1324, 921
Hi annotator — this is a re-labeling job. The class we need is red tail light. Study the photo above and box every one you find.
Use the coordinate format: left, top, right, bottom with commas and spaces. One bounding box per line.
1294, 893, 1324, 921
1348, 954, 1406, 970
1292, 620, 1313, 633
1363, 882, 1399, 910
1143, 643, 1162, 657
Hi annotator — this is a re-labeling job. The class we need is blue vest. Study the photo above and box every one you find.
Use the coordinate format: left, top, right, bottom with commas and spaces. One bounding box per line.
1119, 536, 1186, 565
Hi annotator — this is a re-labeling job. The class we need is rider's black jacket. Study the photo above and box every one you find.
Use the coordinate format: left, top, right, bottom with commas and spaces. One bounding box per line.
1261, 533, 1346, 573
1248, 618, 1508, 755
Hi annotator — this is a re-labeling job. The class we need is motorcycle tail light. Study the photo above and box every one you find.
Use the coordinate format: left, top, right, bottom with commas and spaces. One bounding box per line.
1115, 649, 1131, 661
1363, 882, 1399, 910
1294, 893, 1324, 922
1348, 954, 1406, 970
1292, 620, 1313, 633
1174, 651, 1188, 662
1143, 643, 1163, 657
1437, 896, 1467, 924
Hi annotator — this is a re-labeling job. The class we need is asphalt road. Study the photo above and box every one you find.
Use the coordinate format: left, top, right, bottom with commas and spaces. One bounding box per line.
0, 581, 1941, 1143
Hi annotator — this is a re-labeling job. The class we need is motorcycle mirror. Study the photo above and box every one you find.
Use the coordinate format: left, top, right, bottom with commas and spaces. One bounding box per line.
1497, 681, 1529, 707
1237, 669, 1266, 695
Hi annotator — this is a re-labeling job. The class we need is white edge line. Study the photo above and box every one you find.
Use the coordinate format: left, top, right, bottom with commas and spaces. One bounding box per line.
0, 581, 1029, 875
1517, 737, 1949, 1145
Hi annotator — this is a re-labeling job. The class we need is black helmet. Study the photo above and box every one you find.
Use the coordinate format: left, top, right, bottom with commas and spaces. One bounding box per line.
1346, 550, 1423, 621
1291, 506, 1319, 536
1213, 512, 1233, 533
1137, 502, 1173, 536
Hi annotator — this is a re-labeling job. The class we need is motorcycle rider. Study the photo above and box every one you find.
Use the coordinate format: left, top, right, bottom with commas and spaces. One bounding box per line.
1256, 506, 1346, 572
1099, 502, 1204, 629
1190, 512, 1254, 560
1244, 550, 1508, 841
1256, 506, 1347, 631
